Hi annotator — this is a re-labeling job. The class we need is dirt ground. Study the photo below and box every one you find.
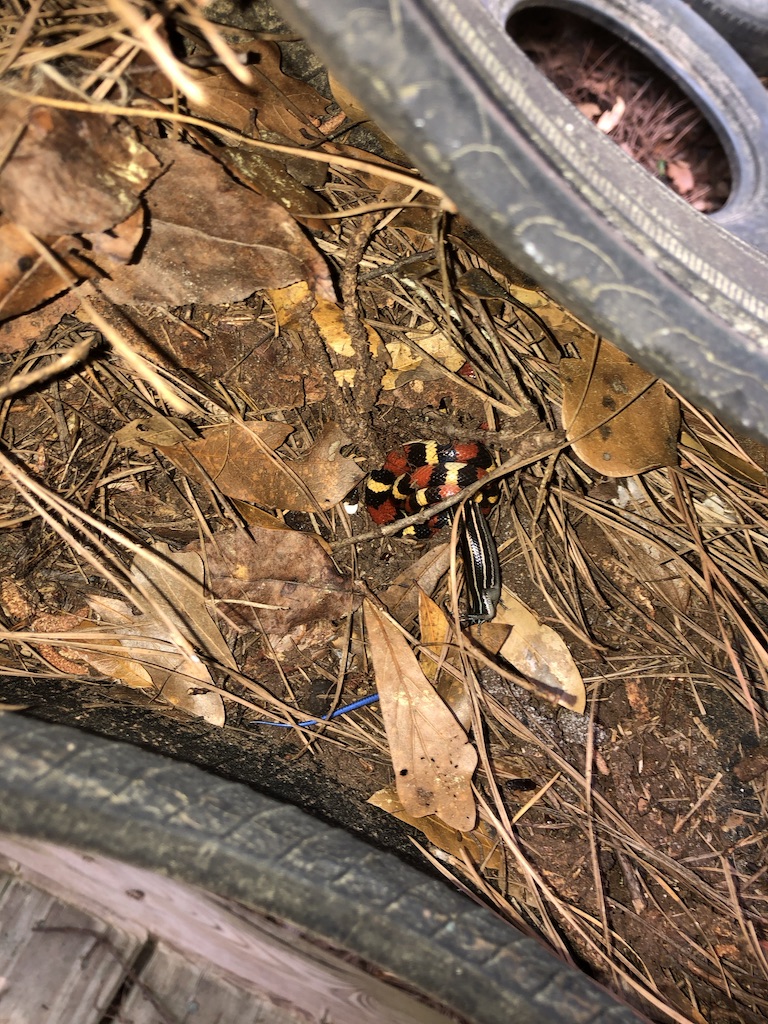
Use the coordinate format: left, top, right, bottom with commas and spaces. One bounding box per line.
1, 4, 767, 1024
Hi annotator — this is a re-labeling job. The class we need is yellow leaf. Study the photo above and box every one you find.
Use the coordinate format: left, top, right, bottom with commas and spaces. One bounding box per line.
270, 281, 312, 326
334, 368, 356, 386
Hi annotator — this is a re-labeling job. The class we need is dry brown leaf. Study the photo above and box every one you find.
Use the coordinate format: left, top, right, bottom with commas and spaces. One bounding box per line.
0, 99, 160, 236
197, 526, 359, 634
82, 205, 145, 264
84, 547, 234, 726
418, 588, 452, 684
223, 146, 332, 232
418, 589, 471, 730
681, 429, 768, 487
496, 587, 586, 714
0, 290, 80, 353
328, 75, 411, 165
381, 542, 451, 624
188, 42, 330, 143
186, 57, 333, 230
161, 420, 363, 512
364, 599, 477, 831
115, 414, 199, 450
97, 142, 334, 306
69, 624, 154, 690
561, 336, 680, 476
666, 160, 695, 194
0, 218, 103, 324
369, 785, 503, 869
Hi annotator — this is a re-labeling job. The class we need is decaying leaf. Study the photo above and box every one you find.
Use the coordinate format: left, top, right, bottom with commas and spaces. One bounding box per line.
189, 41, 329, 143
0, 98, 160, 236
369, 785, 503, 869
381, 332, 467, 391
198, 526, 359, 634
364, 599, 477, 831
158, 420, 363, 512
97, 142, 334, 306
561, 336, 680, 476
114, 413, 198, 451
0, 290, 79, 353
84, 547, 234, 726
271, 280, 382, 362
381, 542, 451, 624
496, 587, 586, 714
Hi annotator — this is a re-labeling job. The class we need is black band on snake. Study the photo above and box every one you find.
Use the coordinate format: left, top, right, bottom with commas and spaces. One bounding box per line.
365, 441, 501, 623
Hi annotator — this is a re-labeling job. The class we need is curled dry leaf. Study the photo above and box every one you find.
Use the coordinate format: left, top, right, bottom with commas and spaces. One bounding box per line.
418, 589, 472, 730
364, 599, 477, 832
381, 542, 451, 625
496, 587, 586, 714
197, 526, 359, 634
84, 547, 233, 726
561, 335, 680, 477
159, 420, 363, 512
369, 785, 503, 870
98, 141, 334, 306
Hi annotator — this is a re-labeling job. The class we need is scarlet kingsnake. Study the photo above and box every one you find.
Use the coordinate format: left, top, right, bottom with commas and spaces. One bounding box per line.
364, 441, 499, 538
365, 441, 501, 623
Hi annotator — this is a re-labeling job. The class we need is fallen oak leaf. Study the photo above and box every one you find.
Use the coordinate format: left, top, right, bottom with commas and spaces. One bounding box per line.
364, 599, 477, 832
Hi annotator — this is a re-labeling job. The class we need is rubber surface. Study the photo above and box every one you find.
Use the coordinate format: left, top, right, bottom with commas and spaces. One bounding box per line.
0, 715, 642, 1024
685, 0, 768, 72
272, 0, 768, 445
497, 0, 768, 248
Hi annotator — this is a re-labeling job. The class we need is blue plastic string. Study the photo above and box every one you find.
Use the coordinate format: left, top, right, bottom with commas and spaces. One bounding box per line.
250, 692, 380, 728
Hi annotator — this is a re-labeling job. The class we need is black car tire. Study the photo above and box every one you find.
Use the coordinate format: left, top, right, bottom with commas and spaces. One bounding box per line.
685, 0, 768, 73
0, 715, 644, 1024
272, 0, 768, 444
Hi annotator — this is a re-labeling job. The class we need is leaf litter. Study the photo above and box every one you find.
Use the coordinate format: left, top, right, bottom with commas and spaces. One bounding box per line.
0, 5, 767, 1023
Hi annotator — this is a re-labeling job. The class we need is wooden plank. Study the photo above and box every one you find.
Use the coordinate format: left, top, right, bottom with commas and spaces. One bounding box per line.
0, 874, 142, 1024
122, 942, 312, 1024
0, 835, 453, 1024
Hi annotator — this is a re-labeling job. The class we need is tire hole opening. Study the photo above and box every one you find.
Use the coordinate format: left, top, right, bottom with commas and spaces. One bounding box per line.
506, 7, 731, 213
